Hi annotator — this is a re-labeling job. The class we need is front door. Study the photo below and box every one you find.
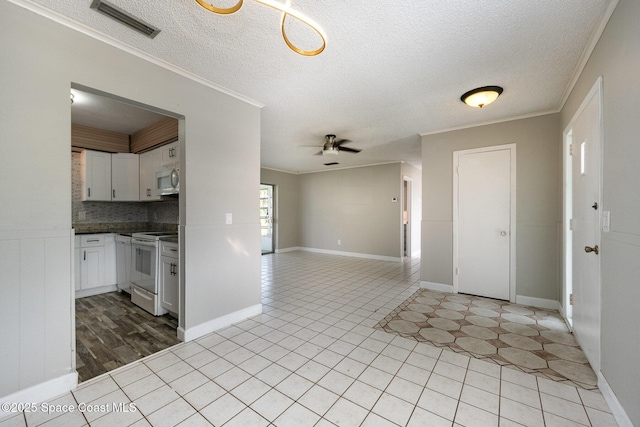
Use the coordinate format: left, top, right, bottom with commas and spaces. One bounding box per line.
571, 79, 602, 372
454, 145, 515, 301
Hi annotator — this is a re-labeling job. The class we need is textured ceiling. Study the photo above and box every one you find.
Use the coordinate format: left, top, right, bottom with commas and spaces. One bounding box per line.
31, 0, 614, 173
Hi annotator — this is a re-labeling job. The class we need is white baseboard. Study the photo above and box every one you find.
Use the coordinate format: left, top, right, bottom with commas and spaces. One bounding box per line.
0, 373, 78, 420
275, 247, 300, 253
420, 281, 454, 293
515, 295, 560, 310
597, 371, 634, 427
298, 247, 402, 262
75, 285, 118, 299
182, 304, 262, 342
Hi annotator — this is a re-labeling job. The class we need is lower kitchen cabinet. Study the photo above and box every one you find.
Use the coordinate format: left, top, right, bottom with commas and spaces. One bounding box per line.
75, 233, 118, 298
160, 241, 179, 313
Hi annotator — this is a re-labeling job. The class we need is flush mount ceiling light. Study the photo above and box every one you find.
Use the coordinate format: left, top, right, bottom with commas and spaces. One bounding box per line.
461, 86, 504, 108
194, 0, 327, 56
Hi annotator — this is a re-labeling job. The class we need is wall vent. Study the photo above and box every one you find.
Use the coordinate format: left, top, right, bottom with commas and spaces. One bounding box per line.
90, 0, 161, 39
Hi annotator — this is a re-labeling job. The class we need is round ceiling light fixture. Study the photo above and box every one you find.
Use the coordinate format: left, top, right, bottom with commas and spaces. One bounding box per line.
461, 86, 503, 108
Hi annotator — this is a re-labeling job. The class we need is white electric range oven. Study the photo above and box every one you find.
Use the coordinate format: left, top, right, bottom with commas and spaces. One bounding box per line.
130, 231, 178, 316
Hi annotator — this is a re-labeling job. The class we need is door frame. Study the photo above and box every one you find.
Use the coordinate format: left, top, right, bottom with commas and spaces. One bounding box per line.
402, 176, 413, 257
453, 143, 517, 302
562, 76, 604, 332
260, 183, 275, 254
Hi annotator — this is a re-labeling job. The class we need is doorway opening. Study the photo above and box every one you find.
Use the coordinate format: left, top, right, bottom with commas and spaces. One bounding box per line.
71, 83, 185, 382
260, 184, 275, 254
402, 177, 412, 257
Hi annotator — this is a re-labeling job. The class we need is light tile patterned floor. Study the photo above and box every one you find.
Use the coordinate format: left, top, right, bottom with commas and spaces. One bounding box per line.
1, 252, 618, 426
376, 289, 598, 390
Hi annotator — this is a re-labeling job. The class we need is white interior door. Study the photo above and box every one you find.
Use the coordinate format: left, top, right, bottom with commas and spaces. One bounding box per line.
454, 145, 515, 301
571, 80, 602, 372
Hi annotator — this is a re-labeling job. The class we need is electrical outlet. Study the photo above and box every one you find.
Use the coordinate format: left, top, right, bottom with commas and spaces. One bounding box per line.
226, 213, 233, 224
78, 211, 86, 220
337, 239, 341, 245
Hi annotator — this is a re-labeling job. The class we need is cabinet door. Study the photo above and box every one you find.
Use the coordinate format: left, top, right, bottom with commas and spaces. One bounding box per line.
111, 153, 140, 201
81, 150, 111, 201
74, 247, 81, 291
160, 142, 179, 169
103, 234, 117, 286
81, 246, 105, 289
160, 256, 178, 312
139, 150, 161, 201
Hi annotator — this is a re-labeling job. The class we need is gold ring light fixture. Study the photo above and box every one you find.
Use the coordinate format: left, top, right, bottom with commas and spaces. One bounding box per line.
194, 0, 327, 56
461, 86, 504, 108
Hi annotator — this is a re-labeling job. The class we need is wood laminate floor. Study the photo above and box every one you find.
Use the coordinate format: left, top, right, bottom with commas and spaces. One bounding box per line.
75, 291, 179, 383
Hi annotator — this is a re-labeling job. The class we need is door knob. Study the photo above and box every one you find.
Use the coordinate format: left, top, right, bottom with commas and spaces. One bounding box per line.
584, 245, 599, 255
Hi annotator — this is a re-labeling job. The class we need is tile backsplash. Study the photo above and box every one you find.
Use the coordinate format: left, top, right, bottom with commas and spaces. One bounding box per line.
72, 152, 178, 232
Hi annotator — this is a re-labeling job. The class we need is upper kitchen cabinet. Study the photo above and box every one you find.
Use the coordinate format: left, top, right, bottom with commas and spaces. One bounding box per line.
111, 153, 139, 201
139, 149, 162, 201
160, 142, 179, 169
81, 149, 140, 201
81, 149, 111, 201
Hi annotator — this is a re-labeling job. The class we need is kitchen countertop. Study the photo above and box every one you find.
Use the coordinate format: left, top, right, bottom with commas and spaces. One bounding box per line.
73, 222, 177, 235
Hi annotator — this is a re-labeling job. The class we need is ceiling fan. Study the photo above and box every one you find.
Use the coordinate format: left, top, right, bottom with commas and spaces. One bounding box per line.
314, 134, 361, 156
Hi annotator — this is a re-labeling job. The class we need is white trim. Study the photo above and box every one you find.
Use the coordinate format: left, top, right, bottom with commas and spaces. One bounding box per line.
297, 247, 401, 262
74, 285, 118, 299
420, 281, 454, 293
558, 1, 619, 110
0, 373, 78, 419
419, 109, 558, 137
181, 304, 262, 342
275, 246, 300, 253
597, 371, 634, 427
514, 295, 560, 311
452, 143, 517, 303
6, 0, 264, 109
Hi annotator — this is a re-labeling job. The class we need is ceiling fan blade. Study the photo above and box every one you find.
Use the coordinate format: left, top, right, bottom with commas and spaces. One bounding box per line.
314, 150, 323, 156
338, 146, 361, 153
333, 139, 352, 147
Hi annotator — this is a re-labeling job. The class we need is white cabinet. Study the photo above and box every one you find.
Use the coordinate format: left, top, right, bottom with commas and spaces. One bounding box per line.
139, 149, 161, 201
81, 150, 140, 201
79, 235, 105, 290
81, 150, 111, 201
160, 142, 179, 169
159, 241, 179, 314
74, 236, 81, 291
111, 153, 140, 201
76, 233, 117, 298
115, 235, 132, 292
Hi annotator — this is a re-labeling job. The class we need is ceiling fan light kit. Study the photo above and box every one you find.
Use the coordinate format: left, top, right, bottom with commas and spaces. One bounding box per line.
318, 134, 361, 156
461, 85, 503, 108
194, 0, 326, 56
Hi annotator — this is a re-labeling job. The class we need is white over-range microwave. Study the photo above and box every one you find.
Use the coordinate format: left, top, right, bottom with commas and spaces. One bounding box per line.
156, 167, 179, 195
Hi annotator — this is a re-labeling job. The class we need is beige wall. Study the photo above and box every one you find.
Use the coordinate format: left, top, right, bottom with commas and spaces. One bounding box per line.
298, 163, 404, 259
260, 168, 300, 251
421, 114, 562, 301
0, 1, 260, 400
560, 0, 640, 423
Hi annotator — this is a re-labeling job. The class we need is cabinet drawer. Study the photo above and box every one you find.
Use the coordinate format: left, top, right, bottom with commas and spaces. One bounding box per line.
161, 241, 179, 258
81, 234, 105, 247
